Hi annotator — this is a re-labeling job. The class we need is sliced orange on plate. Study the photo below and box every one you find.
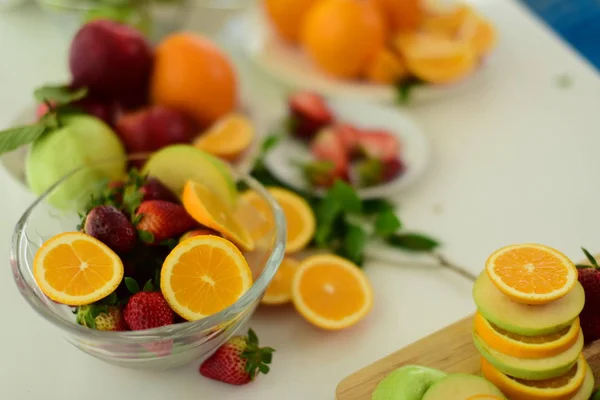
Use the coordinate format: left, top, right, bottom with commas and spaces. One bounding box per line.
261, 257, 299, 305
485, 244, 578, 304
33, 232, 124, 306
161, 235, 253, 321
473, 312, 581, 359
194, 113, 255, 161
291, 254, 373, 330
481, 355, 587, 400
239, 187, 316, 253
182, 180, 255, 251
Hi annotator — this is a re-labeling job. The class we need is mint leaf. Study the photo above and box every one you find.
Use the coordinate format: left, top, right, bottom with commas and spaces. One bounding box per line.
387, 233, 440, 252
343, 223, 367, 265
363, 199, 394, 215
124, 277, 141, 294
314, 195, 341, 246
0, 124, 46, 155
374, 210, 402, 237
329, 180, 362, 213
34, 85, 88, 106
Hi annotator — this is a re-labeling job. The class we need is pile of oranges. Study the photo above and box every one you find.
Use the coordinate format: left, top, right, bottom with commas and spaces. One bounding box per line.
263, 0, 497, 85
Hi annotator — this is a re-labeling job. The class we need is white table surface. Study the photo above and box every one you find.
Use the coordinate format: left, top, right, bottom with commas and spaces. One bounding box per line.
1, 1, 600, 399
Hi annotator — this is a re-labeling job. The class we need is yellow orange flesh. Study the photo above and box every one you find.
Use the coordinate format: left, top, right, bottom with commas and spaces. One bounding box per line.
261, 257, 299, 305
474, 312, 581, 359
466, 396, 504, 400
33, 232, 124, 306
182, 180, 254, 251
481, 356, 586, 400
161, 235, 253, 321
194, 113, 255, 161
291, 254, 373, 330
485, 244, 577, 304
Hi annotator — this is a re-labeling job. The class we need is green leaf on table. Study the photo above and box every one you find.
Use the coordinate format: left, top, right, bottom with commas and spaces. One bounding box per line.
386, 233, 440, 252
0, 124, 46, 155
34, 85, 88, 106
342, 223, 368, 265
329, 180, 362, 213
374, 210, 402, 237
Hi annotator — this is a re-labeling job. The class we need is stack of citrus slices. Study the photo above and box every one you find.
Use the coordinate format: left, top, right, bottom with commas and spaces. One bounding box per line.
236, 187, 374, 331
472, 244, 594, 400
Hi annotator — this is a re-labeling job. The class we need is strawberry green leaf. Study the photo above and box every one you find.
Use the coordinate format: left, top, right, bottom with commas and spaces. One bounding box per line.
124, 277, 141, 294
154, 268, 161, 288
387, 233, 440, 252
160, 238, 178, 250
0, 124, 46, 155
34, 85, 88, 106
138, 230, 154, 244
581, 247, 600, 268
143, 279, 154, 292
247, 328, 259, 346
374, 210, 402, 237
241, 329, 275, 380
101, 292, 118, 306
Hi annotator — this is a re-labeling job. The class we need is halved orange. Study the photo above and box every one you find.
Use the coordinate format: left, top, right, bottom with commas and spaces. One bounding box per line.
33, 232, 124, 306
481, 355, 587, 400
474, 312, 581, 359
160, 235, 253, 321
239, 187, 316, 253
466, 396, 504, 400
182, 180, 255, 251
485, 244, 578, 304
261, 257, 299, 305
291, 254, 373, 330
194, 113, 255, 161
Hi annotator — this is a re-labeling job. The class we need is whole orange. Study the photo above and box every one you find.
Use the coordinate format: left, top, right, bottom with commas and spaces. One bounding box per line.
301, 0, 385, 79
373, 0, 423, 32
150, 33, 237, 128
263, 0, 321, 44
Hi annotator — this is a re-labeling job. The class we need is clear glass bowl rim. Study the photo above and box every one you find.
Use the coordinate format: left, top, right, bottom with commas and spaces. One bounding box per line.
11, 153, 286, 342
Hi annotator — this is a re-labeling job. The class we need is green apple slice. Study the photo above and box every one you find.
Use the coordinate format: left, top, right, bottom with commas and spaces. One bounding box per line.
142, 145, 237, 208
422, 374, 505, 400
372, 365, 446, 400
473, 272, 584, 336
473, 331, 583, 380
572, 361, 594, 400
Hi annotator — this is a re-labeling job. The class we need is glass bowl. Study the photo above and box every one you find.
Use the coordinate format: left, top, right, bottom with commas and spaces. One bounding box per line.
10, 154, 286, 370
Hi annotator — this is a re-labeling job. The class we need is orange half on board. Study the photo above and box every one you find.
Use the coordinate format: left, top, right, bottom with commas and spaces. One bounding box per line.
160, 235, 253, 321
261, 257, 299, 305
33, 232, 124, 306
485, 244, 578, 304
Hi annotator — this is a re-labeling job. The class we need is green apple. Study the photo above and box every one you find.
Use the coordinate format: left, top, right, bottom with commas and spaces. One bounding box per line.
372, 365, 446, 400
422, 374, 505, 400
26, 115, 126, 210
473, 272, 584, 336
142, 145, 237, 208
473, 331, 582, 380
573, 364, 595, 400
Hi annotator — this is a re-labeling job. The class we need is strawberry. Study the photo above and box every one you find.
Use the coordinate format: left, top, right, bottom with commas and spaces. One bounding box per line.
139, 178, 179, 203
355, 158, 405, 187
357, 130, 400, 162
76, 305, 127, 331
124, 290, 174, 331
84, 205, 137, 253
135, 200, 197, 244
310, 127, 349, 180
199, 329, 274, 385
289, 91, 334, 140
334, 123, 360, 154
576, 248, 600, 342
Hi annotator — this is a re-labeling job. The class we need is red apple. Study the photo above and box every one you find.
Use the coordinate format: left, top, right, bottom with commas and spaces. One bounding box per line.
69, 19, 153, 108
35, 97, 122, 127
115, 105, 198, 154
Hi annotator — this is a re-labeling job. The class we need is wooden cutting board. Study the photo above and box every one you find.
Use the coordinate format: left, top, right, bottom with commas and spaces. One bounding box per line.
336, 315, 600, 400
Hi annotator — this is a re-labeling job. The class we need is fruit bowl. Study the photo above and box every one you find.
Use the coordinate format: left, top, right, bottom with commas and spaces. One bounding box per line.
10, 154, 286, 370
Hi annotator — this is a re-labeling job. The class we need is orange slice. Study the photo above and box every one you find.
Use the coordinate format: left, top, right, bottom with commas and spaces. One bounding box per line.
33, 232, 124, 306
261, 257, 299, 305
363, 48, 408, 84
481, 355, 587, 400
239, 187, 316, 253
291, 254, 373, 330
182, 180, 254, 251
485, 244, 578, 304
394, 32, 476, 84
194, 113, 255, 161
160, 235, 253, 321
474, 312, 581, 359
466, 396, 504, 400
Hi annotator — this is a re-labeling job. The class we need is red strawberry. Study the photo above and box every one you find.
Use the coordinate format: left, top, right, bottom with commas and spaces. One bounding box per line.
84, 205, 137, 253
139, 178, 179, 203
355, 158, 405, 187
357, 130, 400, 162
135, 200, 197, 244
124, 291, 174, 331
200, 329, 274, 385
334, 123, 360, 154
289, 91, 334, 140
310, 127, 349, 179
577, 248, 600, 342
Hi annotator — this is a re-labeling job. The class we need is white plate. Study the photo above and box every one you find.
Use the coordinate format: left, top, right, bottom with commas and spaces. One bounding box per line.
264, 98, 430, 199
239, 5, 490, 104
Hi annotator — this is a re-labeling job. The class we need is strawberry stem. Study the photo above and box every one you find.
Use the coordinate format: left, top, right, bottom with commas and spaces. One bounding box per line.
241, 329, 275, 380
579, 247, 600, 269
